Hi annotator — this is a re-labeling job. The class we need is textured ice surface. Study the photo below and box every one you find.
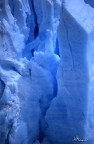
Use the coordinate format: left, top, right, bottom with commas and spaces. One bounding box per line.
0, 0, 94, 144
0, 0, 25, 59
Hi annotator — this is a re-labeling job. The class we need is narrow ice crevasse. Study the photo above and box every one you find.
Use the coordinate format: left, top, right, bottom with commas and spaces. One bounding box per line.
0, 0, 62, 144
2, 0, 94, 144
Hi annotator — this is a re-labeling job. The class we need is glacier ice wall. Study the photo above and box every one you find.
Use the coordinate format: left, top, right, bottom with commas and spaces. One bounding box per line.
0, 0, 94, 144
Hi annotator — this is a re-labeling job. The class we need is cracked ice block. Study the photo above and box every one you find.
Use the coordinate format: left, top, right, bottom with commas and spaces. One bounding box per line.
45, 0, 94, 144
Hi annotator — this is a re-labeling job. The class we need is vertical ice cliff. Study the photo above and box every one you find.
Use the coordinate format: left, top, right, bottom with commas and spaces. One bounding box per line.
0, 0, 94, 144
44, 0, 94, 143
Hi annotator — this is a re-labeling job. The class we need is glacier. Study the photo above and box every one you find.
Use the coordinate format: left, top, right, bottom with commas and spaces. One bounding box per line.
0, 0, 94, 144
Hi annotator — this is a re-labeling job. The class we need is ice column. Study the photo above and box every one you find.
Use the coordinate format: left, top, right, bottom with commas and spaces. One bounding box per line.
44, 0, 94, 143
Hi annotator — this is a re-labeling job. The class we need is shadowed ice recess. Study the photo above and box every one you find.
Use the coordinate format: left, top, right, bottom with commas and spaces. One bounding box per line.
0, 0, 94, 144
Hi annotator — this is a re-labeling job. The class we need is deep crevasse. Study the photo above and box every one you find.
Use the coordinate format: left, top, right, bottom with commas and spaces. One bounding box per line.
0, 0, 94, 144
